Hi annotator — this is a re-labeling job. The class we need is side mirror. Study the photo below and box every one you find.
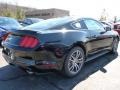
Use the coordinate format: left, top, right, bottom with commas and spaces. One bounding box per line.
104, 26, 111, 31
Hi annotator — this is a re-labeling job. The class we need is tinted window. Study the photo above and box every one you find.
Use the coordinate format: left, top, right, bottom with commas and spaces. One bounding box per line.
23, 19, 32, 24
50, 21, 81, 30
84, 19, 105, 31
23, 17, 73, 31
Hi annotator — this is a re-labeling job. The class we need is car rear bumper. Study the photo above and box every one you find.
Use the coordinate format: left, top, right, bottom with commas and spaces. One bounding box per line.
2, 48, 64, 70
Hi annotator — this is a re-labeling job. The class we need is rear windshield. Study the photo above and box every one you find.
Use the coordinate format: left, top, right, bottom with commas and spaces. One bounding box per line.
23, 17, 80, 31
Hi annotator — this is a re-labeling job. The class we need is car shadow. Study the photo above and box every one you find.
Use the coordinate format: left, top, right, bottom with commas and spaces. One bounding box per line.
0, 52, 118, 90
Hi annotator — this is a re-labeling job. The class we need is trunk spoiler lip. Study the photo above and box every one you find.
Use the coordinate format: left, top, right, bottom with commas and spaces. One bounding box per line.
9, 30, 40, 41
10, 30, 39, 36
12, 29, 37, 33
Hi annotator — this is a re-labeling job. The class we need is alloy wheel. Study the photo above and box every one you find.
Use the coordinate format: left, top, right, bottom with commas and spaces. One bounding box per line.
113, 39, 119, 53
68, 49, 84, 74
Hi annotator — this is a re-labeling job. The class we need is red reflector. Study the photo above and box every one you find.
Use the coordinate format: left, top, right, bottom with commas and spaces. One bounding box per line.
20, 35, 39, 48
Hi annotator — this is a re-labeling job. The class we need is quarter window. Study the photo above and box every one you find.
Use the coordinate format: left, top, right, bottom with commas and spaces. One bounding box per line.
71, 22, 81, 29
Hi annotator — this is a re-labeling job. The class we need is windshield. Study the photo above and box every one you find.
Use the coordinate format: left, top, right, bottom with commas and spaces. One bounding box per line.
23, 17, 75, 31
0, 17, 21, 27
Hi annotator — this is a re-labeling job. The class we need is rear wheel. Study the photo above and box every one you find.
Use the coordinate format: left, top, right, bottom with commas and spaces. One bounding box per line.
111, 39, 119, 53
62, 47, 85, 77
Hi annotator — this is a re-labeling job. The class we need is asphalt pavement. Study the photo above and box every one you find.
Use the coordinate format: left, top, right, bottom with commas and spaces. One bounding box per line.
0, 45, 120, 90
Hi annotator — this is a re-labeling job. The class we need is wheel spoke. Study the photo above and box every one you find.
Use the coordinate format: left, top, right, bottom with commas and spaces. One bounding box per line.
74, 63, 80, 72
71, 55, 76, 60
69, 65, 74, 71
68, 61, 72, 68
77, 58, 83, 63
76, 50, 81, 58
69, 58, 74, 62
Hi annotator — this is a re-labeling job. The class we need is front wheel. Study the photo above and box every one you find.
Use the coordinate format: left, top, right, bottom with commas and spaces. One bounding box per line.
62, 47, 85, 77
111, 39, 119, 53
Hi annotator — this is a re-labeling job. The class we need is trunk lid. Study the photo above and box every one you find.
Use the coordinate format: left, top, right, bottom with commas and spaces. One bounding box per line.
2, 30, 40, 50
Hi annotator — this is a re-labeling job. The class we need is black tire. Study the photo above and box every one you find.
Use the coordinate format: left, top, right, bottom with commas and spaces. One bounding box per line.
62, 47, 85, 77
111, 39, 119, 53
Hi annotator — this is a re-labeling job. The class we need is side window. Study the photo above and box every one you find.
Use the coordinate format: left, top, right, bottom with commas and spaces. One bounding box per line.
84, 19, 105, 32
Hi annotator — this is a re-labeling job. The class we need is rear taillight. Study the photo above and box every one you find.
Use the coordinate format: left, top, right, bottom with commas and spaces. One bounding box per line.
20, 35, 39, 48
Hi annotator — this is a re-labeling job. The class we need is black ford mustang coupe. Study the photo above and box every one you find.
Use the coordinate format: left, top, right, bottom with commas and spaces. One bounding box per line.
2, 17, 119, 77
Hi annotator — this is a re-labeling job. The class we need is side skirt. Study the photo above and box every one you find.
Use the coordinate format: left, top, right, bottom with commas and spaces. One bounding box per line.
85, 50, 110, 62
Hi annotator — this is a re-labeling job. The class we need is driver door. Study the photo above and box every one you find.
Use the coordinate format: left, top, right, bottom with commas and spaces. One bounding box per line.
84, 19, 113, 54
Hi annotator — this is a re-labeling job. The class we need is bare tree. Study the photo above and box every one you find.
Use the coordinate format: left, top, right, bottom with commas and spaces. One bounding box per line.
0, 2, 25, 19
